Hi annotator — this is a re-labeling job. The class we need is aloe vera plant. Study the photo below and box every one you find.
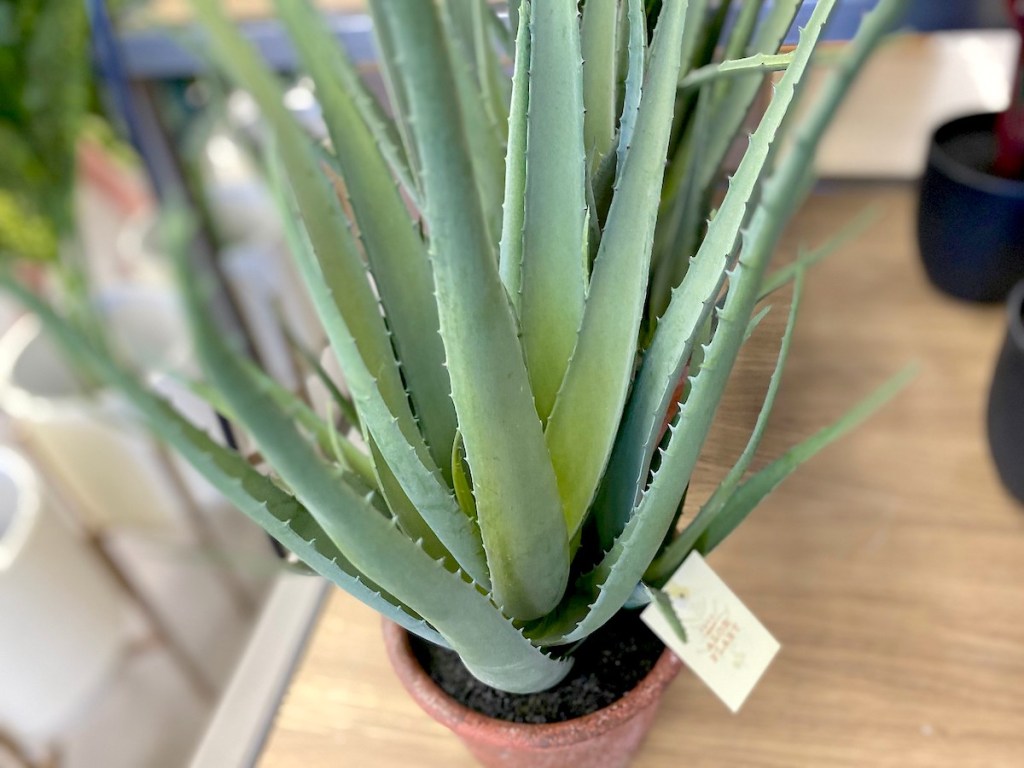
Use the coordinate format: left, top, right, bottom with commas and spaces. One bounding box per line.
0, 0, 912, 694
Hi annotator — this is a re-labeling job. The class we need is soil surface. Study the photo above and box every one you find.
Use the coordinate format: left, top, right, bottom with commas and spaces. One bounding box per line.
410, 609, 665, 724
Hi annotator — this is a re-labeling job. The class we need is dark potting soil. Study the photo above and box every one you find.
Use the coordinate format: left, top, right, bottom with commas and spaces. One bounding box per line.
409, 609, 665, 724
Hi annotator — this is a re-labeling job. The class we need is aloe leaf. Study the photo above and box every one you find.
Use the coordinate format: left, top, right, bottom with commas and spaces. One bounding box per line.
582, 0, 620, 169
191, 0, 406, 436
381, 0, 568, 622
696, 365, 916, 555
283, 325, 360, 429
439, 0, 506, 250
0, 275, 449, 648
721, 0, 765, 62
276, 0, 458, 479
451, 431, 478, 521
544, 0, 690, 540
365, 0, 422, 200
197, 1, 488, 585
647, 84, 713, 324
596, 0, 839, 549
518, 0, 589, 423
267, 147, 491, 588
758, 205, 879, 301
532, 0, 905, 646
744, 303, 772, 342
167, 218, 571, 692
497, 0, 531, 313
679, 52, 794, 92
282, 3, 419, 208
241, 358, 376, 487
472, 0, 511, 147
696, 0, 802, 195
366, 437, 456, 569
615, 0, 646, 180
646, 268, 806, 584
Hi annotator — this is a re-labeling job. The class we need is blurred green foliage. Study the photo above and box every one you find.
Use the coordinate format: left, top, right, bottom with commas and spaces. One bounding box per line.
0, 0, 91, 261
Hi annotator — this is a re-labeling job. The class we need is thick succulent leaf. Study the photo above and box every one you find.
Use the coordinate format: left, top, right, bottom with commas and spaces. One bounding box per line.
276, 0, 458, 480
439, 0, 506, 250
498, 0, 531, 314
241, 359, 376, 487
646, 83, 713, 325
200, 0, 487, 586
646, 268, 806, 584
471, 0, 512, 147
365, 0, 422, 200
280, 2, 419, 208
581, 0, 619, 169
532, 0, 906, 645
595, 0, 839, 549
696, 0, 802, 195
266, 147, 490, 588
191, 1, 407, 440
679, 52, 794, 92
544, 0, 690, 539
615, 0, 646, 181
696, 366, 916, 555
451, 431, 478, 521
0, 276, 448, 649
519, 0, 589, 422
368, 437, 455, 569
380, 0, 568, 622
721, 0, 765, 62
172, 226, 569, 693
283, 326, 360, 429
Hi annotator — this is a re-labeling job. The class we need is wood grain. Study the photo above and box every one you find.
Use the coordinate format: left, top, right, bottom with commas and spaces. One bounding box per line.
259, 184, 1024, 767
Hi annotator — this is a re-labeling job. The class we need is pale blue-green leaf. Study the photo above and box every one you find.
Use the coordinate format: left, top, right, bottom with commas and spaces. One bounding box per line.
0, 275, 450, 649
646, 268, 806, 584
439, 0, 506, 251
211, 4, 486, 587
582, 0, 620, 170
276, 0, 458, 480
282, 326, 360, 430
595, 0, 840, 548
696, 0, 802, 194
519, 0, 589, 422
544, 0, 690, 540
498, 0, 531, 313
266, 147, 490, 588
615, 0, 645, 181
571, 0, 909, 641
174, 222, 568, 693
472, 0, 511, 147
722, 0, 765, 62
380, 0, 568, 622
365, 0, 422, 200
678, 52, 794, 92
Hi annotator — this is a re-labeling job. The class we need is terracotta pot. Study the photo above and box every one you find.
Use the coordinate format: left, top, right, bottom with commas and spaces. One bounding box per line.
383, 620, 682, 768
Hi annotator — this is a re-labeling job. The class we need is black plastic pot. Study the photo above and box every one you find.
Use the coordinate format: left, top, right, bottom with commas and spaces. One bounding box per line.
987, 280, 1024, 502
917, 113, 1024, 302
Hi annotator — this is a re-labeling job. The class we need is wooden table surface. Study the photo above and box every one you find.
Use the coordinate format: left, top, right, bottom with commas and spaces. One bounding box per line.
258, 183, 1024, 767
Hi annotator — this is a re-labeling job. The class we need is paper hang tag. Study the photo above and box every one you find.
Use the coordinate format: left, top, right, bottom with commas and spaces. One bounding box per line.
640, 551, 780, 713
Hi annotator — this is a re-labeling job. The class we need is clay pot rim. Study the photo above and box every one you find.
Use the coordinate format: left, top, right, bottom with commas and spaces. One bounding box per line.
382, 618, 683, 751
927, 112, 1024, 199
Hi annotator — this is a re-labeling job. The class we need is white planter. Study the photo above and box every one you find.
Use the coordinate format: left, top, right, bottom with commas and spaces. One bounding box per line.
0, 287, 205, 531
0, 446, 125, 742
